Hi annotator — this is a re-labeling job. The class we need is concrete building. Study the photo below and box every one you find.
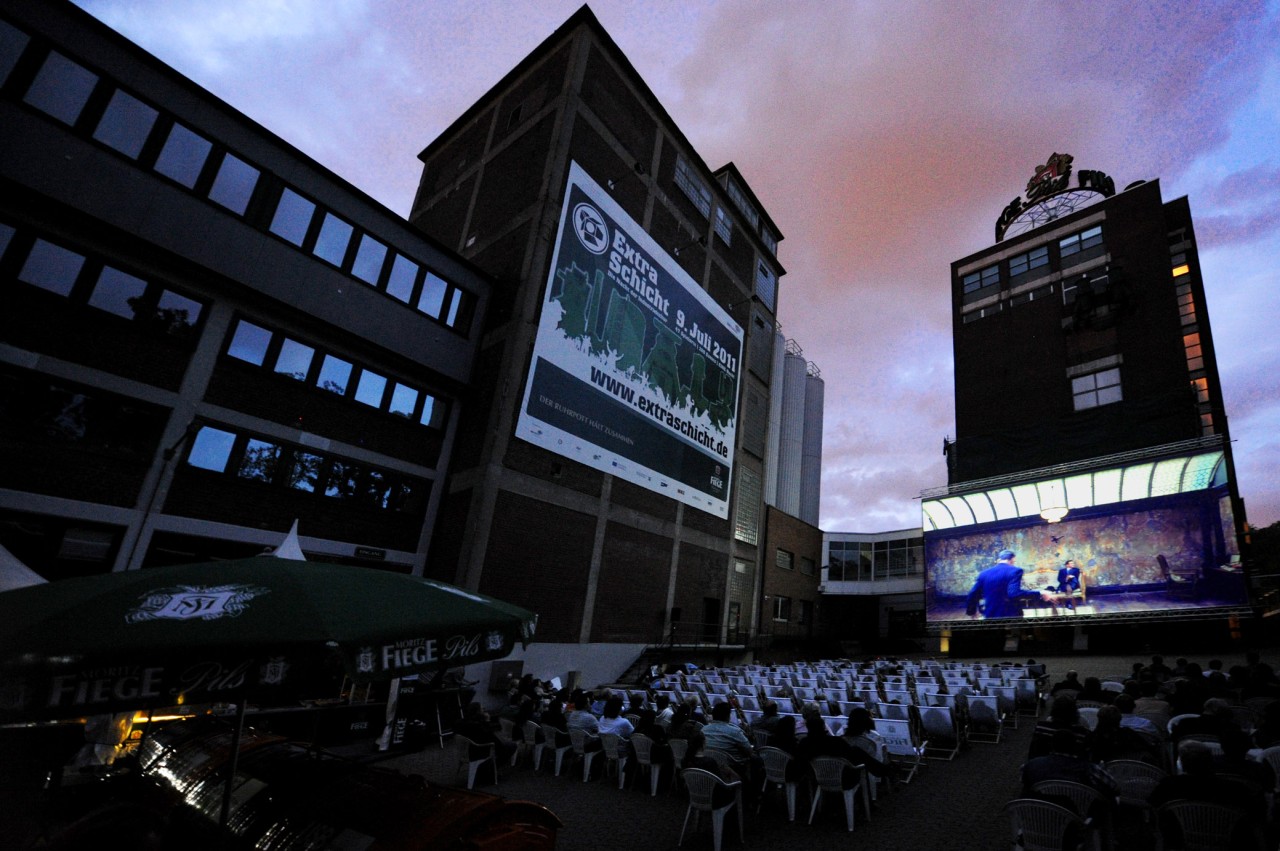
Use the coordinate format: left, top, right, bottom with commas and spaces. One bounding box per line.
0, 1, 489, 577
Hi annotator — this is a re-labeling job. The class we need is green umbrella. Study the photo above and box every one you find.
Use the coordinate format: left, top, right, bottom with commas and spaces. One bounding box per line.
0, 556, 537, 723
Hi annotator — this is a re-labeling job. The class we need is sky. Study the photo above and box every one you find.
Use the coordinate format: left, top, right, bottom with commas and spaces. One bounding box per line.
76, 0, 1280, 534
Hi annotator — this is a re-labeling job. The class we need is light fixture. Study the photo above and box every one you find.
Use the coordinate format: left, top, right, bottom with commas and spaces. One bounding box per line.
606, 161, 647, 191
672, 234, 707, 257
1040, 505, 1069, 523
1037, 479, 1068, 523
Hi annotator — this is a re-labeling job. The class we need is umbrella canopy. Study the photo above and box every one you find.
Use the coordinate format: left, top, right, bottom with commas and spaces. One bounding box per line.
0, 557, 535, 722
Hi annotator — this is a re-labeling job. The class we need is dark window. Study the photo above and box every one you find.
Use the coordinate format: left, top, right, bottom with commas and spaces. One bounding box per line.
776, 548, 794, 570
288, 451, 324, 492
1009, 245, 1049, 277
0, 222, 14, 258
0, 19, 30, 86
1059, 225, 1103, 258
18, 239, 85, 296
237, 438, 281, 483
154, 123, 212, 188
92, 89, 158, 159
154, 290, 203, 335
207, 154, 259, 215
23, 51, 98, 126
87, 266, 148, 318
962, 264, 999, 295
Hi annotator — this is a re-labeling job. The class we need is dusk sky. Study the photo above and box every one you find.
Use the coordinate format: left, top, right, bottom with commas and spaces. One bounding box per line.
78, 0, 1280, 534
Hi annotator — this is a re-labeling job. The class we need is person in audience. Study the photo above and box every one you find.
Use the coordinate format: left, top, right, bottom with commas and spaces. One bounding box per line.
1146, 655, 1174, 682
567, 695, 601, 737
1170, 697, 1238, 745
1029, 695, 1091, 758
796, 703, 888, 795
668, 703, 705, 768
1133, 680, 1172, 727
590, 688, 611, 717
1076, 676, 1113, 704
768, 714, 799, 754
597, 695, 634, 740
1023, 728, 1119, 812
1152, 741, 1267, 850
454, 701, 518, 765
750, 700, 783, 739
653, 694, 675, 729
1089, 704, 1162, 765
1050, 670, 1083, 696
1112, 693, 1163, 741
702, 701, 755, 766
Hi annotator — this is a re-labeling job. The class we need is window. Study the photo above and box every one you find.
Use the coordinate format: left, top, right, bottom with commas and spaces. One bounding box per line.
227, 320, 272, 366
1009, 246, 1049, 277
800, 556, 815, 576
386, 254, 418, 303
238, 438, 281, 482
1191, 377, 1209, 404
713, 206, 733, 245
155, 290, 203, 333
761, 226, 778, 257
354, 369, 387, 408
1072, 366, 1122, 410
1183, 333, 1204, 372
797, 600, 813, 625
24, 51, 98, 126
207, 154, 259, 215
1059, 225, 1103, 258
269, 188, 316, 247
288, 451, 324, 492
1178, 293, 1197, 326
187, 426, 236, 472
312, 212, 353, 267
317, 355, 352, 395
417, 270, 448, 318
775, 549, 794, 571
725, 179, 759, 229
351, 235, 388, 285
18, 239, 85, 296
733, 466, 761, 546
92, 89, 158, 159
389, 384, 418, 417
772, 596, 791, 622
674, 155, 711, 218
88, 266, 148, 318
755, 259, 777, 312
0, 19, 30, 87
1171, 263, 1190, 279
273, 338, 314, 381
0, 222, 14, 258
154, 123, 212, 188
962, 264, 999, 295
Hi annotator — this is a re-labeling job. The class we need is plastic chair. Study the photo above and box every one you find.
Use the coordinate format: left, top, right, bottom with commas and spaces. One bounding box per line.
569, 728, 602, 782
631, 733, 663, 796
669, 738, 691, 792
454, 735, 497, 789
807, 756, 867, 831
1158, 800, 1257, 851
757, 746, 798, 821
1003, 798, 1090, 851
679, 768, 742, 851
523, 719, 544, 771
541, 723, 572, 777
600, 733, 629, 789
1105, 759, 1166, 820
1030, 779, 1106, 849
496, 718, 521, 766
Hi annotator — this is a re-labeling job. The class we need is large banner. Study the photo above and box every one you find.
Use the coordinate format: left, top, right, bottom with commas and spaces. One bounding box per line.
516, 162, 743, 518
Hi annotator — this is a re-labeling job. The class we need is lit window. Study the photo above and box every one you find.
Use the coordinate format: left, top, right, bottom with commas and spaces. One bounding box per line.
312, 213, 353, 267
226, 320, 272, 365
154, 123, 212, 188
1009, 246, 1049, 277
92, 89, 158, 159
1191, 377, 1209, 404
18, 239, 85, 296
1200, 413, 1215, 435
1171, 264, 1190, 278
207, 154, 259, 215
269, 188, 316, 247
351, 235, 388, 285
23, 51, 98, 126
1183, 333, 1203, 371
1072, 366, 1122, 410
674, 155, 711, 218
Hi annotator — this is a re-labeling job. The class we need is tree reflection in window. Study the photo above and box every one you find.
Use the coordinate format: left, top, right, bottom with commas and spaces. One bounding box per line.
288, 451, 324, 492
324, 460, 360, 500
237, 438, 280, 483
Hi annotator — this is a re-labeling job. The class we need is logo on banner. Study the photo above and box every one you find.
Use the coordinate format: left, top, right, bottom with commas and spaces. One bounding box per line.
126, 584, 269, 623
486, 630, 505, 652
357, 647, 375, 674
260, 656, 289, 686
572, 202, 609, 254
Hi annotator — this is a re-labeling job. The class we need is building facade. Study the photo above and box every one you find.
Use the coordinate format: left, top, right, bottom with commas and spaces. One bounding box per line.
925, 157, 1248, 640
821, 529, 925, 647
0, 1, 489, 577
408, 8, 820, 675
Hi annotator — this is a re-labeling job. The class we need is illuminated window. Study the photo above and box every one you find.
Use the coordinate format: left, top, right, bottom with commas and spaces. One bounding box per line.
1009, 246, 1049, 277
1072, 366, 1122, 410
1200, 413, 1215, 434
962, 264, 1000, 295
1192, 377, 1209, 404
1179, 297, 1197, 326
1172, 264, 1190, 278
1183, 333, 1203, 371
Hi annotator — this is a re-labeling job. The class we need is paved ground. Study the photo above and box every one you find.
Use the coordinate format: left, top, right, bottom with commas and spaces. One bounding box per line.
346, 652, 1198, 850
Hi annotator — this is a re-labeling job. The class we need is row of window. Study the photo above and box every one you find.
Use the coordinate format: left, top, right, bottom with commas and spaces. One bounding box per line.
1170, 243, 1216, 436
771, 596, 812, 624
2, 221, 204, 337
961, 224, 1105, 299
774, 548, 816, 575
186, 425, 427, 513
1, 17, 471, 333
224, 318, 447, 429
825, 538, 923, 582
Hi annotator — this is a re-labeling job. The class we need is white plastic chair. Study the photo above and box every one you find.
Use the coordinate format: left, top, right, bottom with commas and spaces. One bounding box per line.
600, 732, 629, 789
1158, 800, 1257, 851
807, 756, 867, 831
454, 735, 497, 789
1003, 798, 1090, 851
757, 746, 798, 821
569, 727, 602, 782
631, 732, 663, 796
679, 768, 743, 851
541, 723, 572, 776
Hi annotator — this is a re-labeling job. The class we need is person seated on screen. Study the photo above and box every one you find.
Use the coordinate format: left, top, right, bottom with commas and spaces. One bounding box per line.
1055, 559, 1082, 609
965, 549, 1054, 620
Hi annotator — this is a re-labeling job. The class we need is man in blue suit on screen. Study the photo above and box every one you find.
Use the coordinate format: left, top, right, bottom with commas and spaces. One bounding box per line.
966, 550, 1052, 619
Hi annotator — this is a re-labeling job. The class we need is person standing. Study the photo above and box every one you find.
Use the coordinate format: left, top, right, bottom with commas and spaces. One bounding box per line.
966, 550, 1053, 619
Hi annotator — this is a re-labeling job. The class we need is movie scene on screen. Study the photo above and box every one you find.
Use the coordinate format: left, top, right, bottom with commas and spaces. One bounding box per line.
922, 449, 1248, 628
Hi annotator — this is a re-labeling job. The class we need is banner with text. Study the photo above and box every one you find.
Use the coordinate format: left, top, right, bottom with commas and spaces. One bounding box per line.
516, 162, 742, 517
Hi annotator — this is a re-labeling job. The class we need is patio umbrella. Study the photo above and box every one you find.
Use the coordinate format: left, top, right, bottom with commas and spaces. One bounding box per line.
0, 556, 537, 723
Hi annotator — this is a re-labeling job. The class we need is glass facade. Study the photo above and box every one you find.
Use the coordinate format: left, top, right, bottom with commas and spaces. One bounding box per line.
826, 535, 924, 582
